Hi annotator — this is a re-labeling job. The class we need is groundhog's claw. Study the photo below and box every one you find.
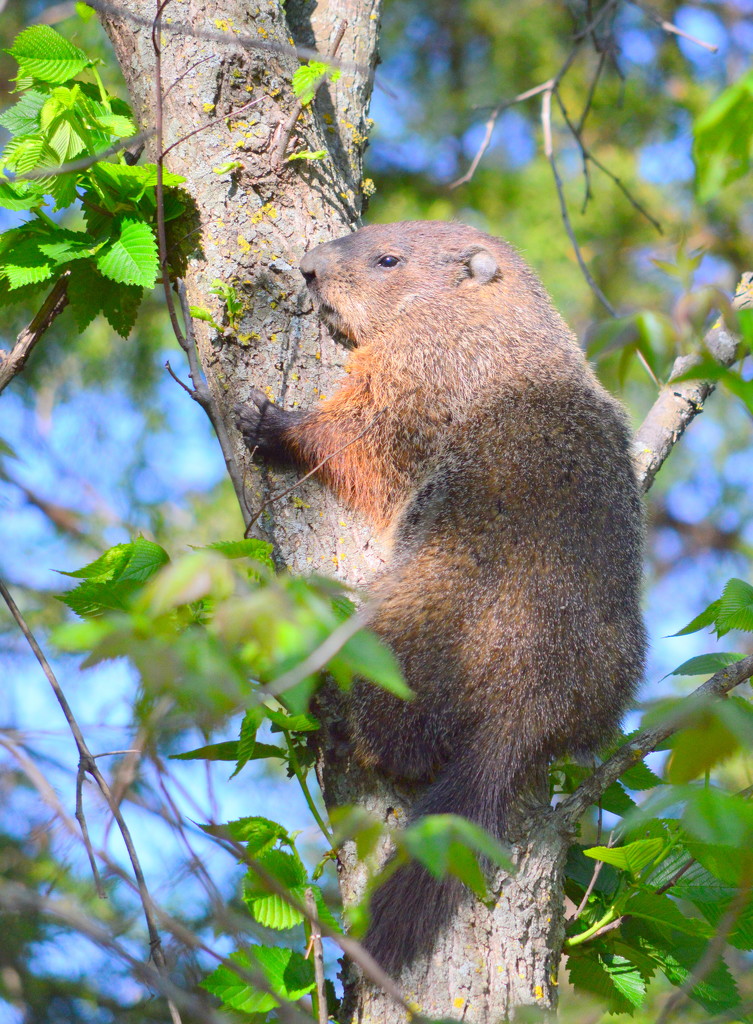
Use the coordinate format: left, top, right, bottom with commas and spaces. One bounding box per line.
235, 391, 300, 464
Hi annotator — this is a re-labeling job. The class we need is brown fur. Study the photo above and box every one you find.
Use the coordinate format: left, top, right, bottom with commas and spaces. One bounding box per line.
237, 220, 646, 971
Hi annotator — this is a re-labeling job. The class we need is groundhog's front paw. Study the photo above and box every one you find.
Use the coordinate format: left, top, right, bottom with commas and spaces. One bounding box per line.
235, 390, 300, 462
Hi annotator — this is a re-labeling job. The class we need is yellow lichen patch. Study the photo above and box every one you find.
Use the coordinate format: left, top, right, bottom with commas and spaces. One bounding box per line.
323, 113, 333, 124
258, 26, 268, 38
453, 998, 466, 1010
203, 102, 215, 113
237, 235, 251, 253
236, 334, 251, 345
214, 17, 232, 30
291, 496, 310, 509
534, 986, 544, 1000
362, 178, 376, 197
250, 203, 279, 225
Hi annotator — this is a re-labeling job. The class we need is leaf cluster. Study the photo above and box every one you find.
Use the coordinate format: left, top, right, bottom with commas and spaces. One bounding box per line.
0, 25, 186, 337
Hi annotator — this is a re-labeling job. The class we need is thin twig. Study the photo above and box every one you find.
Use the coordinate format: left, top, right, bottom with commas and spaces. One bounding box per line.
3, 130, 154, 183
305, 888, 328, 1024
0, 575, 182, 1024
0, 273, 70, 396
449, 80, 554, 190
274, 20, 348, 166
542, 88, 617, 317
572, 831, 614, 920
161, 97, 261, 161
632, 0, 719, 53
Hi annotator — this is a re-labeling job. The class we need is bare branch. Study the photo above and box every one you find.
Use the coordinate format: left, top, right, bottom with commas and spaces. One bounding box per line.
0, 576, 182, 1024
305, 888, 328, 1024
0, 274, 70, 396
634, 273, 753, 492
632, 0, 719, 53
560, 654, 753, 825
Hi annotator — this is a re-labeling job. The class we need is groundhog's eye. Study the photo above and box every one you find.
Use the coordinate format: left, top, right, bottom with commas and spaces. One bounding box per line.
377, 255, 400, 268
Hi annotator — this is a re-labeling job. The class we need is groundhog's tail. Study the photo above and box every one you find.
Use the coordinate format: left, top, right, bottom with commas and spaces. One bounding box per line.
363, 734, 528, 974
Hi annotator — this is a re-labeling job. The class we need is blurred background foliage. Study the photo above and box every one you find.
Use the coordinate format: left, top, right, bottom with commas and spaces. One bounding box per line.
2, 0, 753, 1021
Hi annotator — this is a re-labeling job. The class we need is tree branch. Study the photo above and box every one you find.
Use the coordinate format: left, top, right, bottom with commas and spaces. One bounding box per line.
0, 273, 70, 396
634, 272, 753, 493
560, 654, 753, 825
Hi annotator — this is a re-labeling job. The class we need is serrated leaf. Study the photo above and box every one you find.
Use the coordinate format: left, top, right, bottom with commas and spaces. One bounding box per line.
37, 228, 96, 262
204, 539, 275, 569
7, 26, 91, 85
252, 946, 315, 1001
100, 278, 143, 337
244, 848, 308, 929
619, 759, 662, 791
66, 260, 102, 331
93, 113, 137, 137
624, 918, 740, 1014
0, 180, 45, 211
291, 61, 337, 105
670, 599, 721, 636
717, 578, 753, 636
225, 816, 291, 856
667, 705, 739, 783
668, 652, 745, 677
625, 891, 710, 936
96, 217, 158, 288
600, 780, 636, 815
584, 837, 666, 876
200, 950, 277, 1013
0, 89, 47, 136
57, 539, 169, 617
266, 709, 320, 733
568, 951, 646, 1015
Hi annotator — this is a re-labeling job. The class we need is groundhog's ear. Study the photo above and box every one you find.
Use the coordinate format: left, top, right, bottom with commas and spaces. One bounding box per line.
466, 248, 499, 285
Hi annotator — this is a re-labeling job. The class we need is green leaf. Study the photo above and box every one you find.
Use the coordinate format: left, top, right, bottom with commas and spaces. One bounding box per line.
568, 951, 647, 1015
252, 946, 315, 1001
226, 817, 291, 856
625, 891, 710, 936
584, 838, 666, 876
668, 652, 745, 677
291, 61, 339, 105
670, 599, 721, 636
716, 578, 753, 636
99, 278, 144, 338
619, 759, 662, 791
204, 538, 275, 569
66, 261, 103, 331
0, 181, 44, 211
0, 88, 46, 135
201, 949, 277, 1013
37, 228, 97, 262
683, 788, 753, 854
694, 69, 753, 202
330, 629, 412, 699
266, 709, 320, 733
624, 918, 740, 1014
96, 217, 158, 288
6, 26, 91, 85
667, 703, 740, 783
600, 780, 636, 815
172, 741, 240, 761
57, 539, 169, 617
244, 849, 308, 929
402, 814, 512, 898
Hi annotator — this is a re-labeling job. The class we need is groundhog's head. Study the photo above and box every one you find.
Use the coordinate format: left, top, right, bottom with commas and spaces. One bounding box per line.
300, 221, 540, 347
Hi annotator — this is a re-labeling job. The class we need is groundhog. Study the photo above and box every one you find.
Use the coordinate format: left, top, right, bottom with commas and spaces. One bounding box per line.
236, 220, 646, 973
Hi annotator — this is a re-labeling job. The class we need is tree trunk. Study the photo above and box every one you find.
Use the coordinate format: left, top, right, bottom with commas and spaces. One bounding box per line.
102, 3, 566, 1019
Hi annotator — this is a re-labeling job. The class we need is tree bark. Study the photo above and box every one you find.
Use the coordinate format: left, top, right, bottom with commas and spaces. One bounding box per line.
102, 3, 566, 1020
